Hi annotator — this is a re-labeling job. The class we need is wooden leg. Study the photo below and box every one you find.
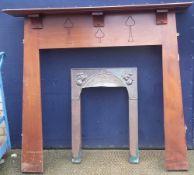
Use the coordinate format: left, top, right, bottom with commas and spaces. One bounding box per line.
162, 13, 188, 171
21, 19, 43, 173
72, 98, 81, 163
129, 99, 139, 164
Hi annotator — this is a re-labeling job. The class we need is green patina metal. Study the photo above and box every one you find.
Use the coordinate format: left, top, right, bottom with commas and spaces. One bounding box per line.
129, 148, 139, 164
72, 152, 81, 164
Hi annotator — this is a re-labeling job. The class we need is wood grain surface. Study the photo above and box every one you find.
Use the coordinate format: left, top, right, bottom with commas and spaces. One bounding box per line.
161, 13, 188, 170
22, 19, 43, 173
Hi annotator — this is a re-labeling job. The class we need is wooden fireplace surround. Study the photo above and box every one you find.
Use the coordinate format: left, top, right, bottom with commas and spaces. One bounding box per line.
2, 2, 193, 173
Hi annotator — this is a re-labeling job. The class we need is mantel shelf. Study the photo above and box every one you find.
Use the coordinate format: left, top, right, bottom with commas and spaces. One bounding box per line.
2, 2, 193, 17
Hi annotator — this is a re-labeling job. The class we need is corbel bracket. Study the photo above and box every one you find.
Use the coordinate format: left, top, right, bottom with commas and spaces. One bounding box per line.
92, 12, 104, 27
156, 9, 168, 25
28, 14, 43, 29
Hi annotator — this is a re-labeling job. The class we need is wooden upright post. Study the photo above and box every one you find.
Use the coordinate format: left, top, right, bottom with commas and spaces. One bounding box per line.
162, 13, 188, 170
22, 18, 43, 173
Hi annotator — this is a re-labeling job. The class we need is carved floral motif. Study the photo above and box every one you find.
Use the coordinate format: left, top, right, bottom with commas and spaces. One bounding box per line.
121, 72, 134, 85
76, 72, 87, 86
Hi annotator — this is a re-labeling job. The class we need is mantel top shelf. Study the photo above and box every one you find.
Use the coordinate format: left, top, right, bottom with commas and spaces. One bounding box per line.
2, 2, 193, 17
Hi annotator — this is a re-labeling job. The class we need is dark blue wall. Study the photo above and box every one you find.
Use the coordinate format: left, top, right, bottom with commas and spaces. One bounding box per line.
0, 0, 193, 149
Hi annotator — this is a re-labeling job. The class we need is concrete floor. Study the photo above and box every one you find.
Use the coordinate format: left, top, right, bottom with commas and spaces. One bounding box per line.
0, 150, 193, 175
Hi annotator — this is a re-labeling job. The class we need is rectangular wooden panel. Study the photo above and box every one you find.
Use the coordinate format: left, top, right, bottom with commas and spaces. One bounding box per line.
38, 13, 162, 49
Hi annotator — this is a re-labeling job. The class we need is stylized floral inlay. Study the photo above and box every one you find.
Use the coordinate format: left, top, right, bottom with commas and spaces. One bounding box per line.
125, 16, 135, 42
64, 17, 74, 35
95, 28, 105, 43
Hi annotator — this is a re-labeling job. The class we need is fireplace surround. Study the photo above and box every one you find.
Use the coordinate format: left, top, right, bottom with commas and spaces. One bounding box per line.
2, 2, 192, 172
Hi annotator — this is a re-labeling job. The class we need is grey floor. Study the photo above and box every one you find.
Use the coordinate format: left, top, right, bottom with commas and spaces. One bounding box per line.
0, 150, 193, 175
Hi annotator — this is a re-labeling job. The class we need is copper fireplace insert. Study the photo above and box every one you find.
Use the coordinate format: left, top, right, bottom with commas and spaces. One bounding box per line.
71, 68, 138, 164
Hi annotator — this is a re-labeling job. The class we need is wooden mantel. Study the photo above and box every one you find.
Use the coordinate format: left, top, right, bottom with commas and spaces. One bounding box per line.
2, 2, 193, 173
2, 2, 193, 16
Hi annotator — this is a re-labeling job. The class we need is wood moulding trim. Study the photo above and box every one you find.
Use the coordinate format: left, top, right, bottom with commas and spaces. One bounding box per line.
2, 2, 193, 17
